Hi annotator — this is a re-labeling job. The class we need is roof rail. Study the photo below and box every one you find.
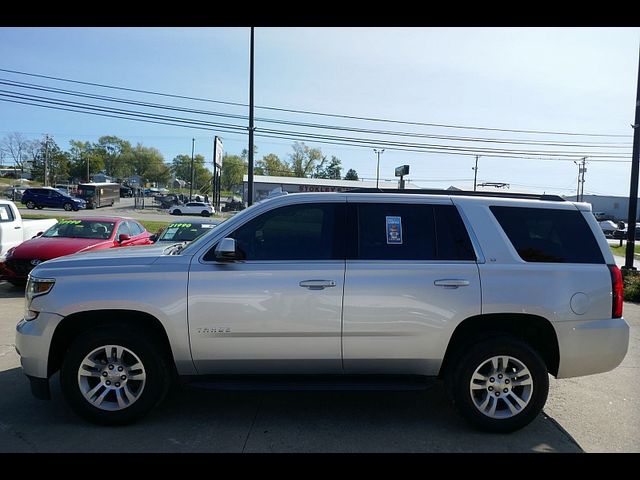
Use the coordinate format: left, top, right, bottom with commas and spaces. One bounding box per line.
343, 188, 566, 202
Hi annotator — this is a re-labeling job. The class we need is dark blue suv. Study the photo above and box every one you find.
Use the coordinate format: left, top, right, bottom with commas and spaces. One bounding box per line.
21, 187, 87, 211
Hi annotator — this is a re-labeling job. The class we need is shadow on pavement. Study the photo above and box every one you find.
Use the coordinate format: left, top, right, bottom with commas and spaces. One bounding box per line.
0, 366, 583, 453
0, 281, 25, 299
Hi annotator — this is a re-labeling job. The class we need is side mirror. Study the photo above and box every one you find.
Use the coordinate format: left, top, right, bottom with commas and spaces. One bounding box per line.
36, 231, 43, 237
214, 237, 237, 261
149, 234, 157, 242
118, 233, 131, 243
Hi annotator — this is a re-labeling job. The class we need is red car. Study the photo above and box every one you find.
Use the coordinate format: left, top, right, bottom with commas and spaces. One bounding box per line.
0, 216, 153, 285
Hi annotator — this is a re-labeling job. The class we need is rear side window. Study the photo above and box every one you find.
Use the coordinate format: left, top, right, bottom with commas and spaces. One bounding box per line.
490, 206, 604, 264
353, 203, 476, 261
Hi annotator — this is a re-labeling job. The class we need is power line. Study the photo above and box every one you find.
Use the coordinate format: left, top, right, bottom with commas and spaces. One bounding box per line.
0, 67, 632, 138
0, 93, 633, 163
2, 77, 632, 149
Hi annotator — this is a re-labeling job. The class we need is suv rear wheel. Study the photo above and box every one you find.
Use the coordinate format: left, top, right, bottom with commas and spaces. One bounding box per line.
63, 202, 73, 211
449, 336, 549, 433
60, 326, 171, 425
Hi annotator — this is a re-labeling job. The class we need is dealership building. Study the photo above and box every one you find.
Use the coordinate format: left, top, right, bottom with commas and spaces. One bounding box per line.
242, 175, 420, 203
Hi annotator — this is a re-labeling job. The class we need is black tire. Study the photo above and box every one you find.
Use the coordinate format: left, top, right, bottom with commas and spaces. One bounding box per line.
172, 209, 181, 215
449, 335, 549, 433
7, 279, 26, 288
201, 210, 210, 217
60, 325, 171, 425
26, 200, 35, 209
63, 202, 73, 211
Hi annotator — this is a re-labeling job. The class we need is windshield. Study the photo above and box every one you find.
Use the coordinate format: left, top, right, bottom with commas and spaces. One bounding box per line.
42, 219, 116, 240
157, 222, 219, 242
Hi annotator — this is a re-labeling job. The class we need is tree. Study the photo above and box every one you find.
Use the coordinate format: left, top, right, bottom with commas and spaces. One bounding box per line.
0, 132, 37, 173
68, 140, 104, 182
255, 153, 292, 177
95, 136, 133, 179
314, 156, 342, 179
171, 153, 210, 191
344, 168, 359, 181
30, 136, 70, 185
132, 144, 171, 186
288, 142, 326, 177
221, 154, 247, 191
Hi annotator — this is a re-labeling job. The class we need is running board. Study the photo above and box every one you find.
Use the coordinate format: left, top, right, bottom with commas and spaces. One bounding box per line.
183, 375, 437, 392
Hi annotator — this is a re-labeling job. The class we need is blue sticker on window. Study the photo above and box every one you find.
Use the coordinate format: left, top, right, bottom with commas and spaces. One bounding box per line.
386, 216, 403, 244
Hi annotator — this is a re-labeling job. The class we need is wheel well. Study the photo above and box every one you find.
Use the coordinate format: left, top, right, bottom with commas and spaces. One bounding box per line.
439, 313, 560, 378
48, 310, 176, 377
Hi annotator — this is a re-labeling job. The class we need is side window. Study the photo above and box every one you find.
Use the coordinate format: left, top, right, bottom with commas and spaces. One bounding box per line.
206, 203, 343, 261
128, 221, 144, 236
355, 203, 436, 260
0, 204, 15, 222
434, 205, 476, 261
490, 206, 604, 264
116, 222, 131, 238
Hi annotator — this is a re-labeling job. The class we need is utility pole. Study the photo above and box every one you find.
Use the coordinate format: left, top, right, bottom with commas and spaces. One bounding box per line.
374, 148, 385, 189
190, 138, 195, 201
473, 155, 479, 191
43, 134, 49, 187
573, 157, 587, 202
624, 45, 640, 272
247, 27, 255, 206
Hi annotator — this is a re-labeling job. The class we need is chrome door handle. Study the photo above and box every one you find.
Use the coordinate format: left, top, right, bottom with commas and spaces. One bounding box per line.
434, 279, 470, 288
299, 280, 337, 290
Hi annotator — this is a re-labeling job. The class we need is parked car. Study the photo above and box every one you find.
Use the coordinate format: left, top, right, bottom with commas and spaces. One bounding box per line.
150, 219, 222, 244
169, 202, 214, 217
120, 186, 133, 198
16, 191, 628, 432
0, 199, 58, 257
1, 216, 152, 285
599, 220, 620, 238
21, 187, 86, 211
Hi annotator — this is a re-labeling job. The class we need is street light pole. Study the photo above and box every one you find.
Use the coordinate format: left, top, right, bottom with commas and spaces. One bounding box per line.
374, 148, 385, 189
247, 27, 255, 206
190, 138, 195, 201
624, 45, 640, 271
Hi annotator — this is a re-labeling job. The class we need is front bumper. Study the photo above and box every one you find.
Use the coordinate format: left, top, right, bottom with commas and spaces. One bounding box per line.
15, 311, 65, 379
0, 260, 28, 281
555, 317, 630, 378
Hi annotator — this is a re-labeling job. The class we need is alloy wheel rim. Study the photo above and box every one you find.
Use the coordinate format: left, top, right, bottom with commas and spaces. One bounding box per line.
77, 344, 146, 411
469, 355, 533, 419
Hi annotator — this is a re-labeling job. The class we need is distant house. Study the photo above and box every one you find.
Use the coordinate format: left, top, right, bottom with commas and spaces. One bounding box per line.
125, 175, 143, 187
92, 173, 114, 183
172, 179, 187, 189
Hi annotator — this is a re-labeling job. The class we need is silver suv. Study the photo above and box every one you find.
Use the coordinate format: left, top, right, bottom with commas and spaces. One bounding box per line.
15, 190, 629, 432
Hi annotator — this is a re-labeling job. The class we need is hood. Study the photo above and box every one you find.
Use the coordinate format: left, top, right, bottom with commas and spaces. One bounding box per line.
31, 243, 172, 273
11, 236, 115, 260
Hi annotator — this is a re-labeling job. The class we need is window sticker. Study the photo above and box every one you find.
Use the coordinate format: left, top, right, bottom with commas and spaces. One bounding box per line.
59, 219, 81, 225
386, 216, 403, 244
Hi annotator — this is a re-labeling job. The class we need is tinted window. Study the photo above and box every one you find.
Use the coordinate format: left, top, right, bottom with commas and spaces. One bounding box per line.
208, 203, 343, 261
356, 203, 436, 260
434, 205, 476, 261
490, 206, 604, 264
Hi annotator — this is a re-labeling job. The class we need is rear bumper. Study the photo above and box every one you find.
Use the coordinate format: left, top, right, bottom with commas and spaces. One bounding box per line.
555, 317, 630, 378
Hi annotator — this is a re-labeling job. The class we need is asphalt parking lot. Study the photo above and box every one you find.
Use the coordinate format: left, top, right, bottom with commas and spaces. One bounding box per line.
0, 281, 637, 453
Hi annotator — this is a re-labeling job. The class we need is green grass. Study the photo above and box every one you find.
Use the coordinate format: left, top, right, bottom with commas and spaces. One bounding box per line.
21, 213, 170, 235
610, 244, 640, 256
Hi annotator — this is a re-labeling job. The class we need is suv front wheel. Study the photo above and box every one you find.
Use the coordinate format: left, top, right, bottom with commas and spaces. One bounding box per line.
449, 336, 549, 433
60, 325, 171, 425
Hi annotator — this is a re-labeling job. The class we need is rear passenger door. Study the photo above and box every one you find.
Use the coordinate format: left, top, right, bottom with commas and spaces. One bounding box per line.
342, 200, 481, 375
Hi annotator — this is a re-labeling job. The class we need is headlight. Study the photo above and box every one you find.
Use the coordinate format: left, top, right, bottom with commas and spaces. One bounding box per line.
24, 276, 56, 321
1, 247, 16, 261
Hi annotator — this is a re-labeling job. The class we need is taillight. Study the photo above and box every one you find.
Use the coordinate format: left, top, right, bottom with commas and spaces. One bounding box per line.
608, 265, 623, 318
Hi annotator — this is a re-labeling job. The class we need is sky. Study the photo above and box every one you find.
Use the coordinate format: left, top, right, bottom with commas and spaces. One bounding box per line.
0, 27, 639, 196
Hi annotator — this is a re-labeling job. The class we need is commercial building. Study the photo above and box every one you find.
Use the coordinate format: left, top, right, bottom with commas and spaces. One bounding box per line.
563, 194, 639, 221
242, 175, 420, 203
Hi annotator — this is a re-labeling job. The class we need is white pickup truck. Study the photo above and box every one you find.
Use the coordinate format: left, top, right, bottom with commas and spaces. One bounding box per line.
0, 199, 58, 256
